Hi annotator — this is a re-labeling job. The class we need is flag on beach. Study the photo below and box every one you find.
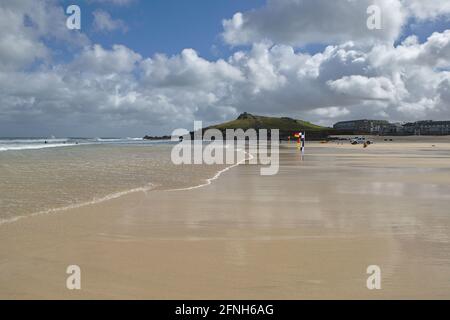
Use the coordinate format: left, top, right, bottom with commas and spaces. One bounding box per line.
301, 132, 305, 153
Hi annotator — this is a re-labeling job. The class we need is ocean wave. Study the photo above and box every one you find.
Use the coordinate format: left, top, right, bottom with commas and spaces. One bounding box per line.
0, 138, 69, 143
94, 138, 123, 142
0, 137, 148, 151
0, 143, 79, 152
94, 137, 143, 142
0, 137, 171, 152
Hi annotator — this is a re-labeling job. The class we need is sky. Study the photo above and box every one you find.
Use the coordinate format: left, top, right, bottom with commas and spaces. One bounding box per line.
0, 0, 450, 137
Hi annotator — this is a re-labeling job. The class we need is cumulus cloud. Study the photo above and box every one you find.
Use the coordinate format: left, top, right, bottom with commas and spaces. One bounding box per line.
71, 44, 141, 74
309, 107, 350, 118
327, 76, 398, 101
222, 0, 450, 47
402, 0, 450, 20
0, 0, 450, 137
92, 10, 128, 33
0, 0, 88, 71
141, 48, 243, 89
222, 0, 406, 47
368, 31, 450, 70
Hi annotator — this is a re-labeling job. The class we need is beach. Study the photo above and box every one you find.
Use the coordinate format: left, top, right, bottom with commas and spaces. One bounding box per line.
1, 137, 450, 299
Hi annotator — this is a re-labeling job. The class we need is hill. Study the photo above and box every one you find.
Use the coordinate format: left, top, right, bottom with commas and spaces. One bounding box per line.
143, 113, 332, 140
209, 112, 326, 132
206, 112, 330, 140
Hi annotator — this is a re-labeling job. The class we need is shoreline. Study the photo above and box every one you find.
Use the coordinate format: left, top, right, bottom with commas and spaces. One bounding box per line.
1, 139, 450, 299
0, 148, 252, 226
0, 183, 158, 227
167, 148, 254, 192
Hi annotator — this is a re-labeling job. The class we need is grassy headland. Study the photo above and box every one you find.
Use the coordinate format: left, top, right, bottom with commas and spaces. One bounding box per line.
206, 112, 331, 140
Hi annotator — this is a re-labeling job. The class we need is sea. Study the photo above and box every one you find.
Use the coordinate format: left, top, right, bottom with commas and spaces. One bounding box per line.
0, 137, 231, 224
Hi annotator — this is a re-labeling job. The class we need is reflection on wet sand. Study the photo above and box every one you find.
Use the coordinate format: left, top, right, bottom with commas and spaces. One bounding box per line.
0, 138, 450, 299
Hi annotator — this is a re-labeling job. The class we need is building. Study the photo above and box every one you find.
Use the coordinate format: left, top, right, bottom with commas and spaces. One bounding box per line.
333, 119, 450, 135
379, 122, 405, 135
333, 120, 391, 134
402, 121, 450, 135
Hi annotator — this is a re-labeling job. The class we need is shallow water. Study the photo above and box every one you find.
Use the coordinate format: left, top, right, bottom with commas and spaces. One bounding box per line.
0, 140, 229, 223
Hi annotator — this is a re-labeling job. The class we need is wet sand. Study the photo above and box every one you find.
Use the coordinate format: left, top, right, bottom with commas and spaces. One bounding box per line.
1, 138, 450, 299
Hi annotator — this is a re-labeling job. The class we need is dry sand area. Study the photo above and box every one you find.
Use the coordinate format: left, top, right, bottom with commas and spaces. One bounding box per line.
1, 136, 450, 299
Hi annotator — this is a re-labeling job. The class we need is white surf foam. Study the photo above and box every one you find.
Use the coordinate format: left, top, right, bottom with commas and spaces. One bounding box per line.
0, 183, 157, 226
167, 149, 254, 192
0, 143, 79, 152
